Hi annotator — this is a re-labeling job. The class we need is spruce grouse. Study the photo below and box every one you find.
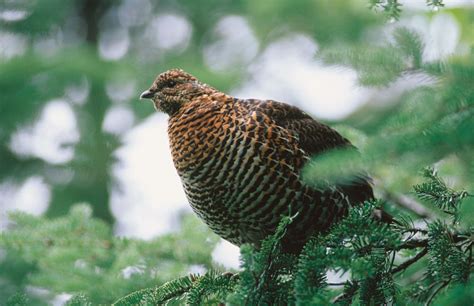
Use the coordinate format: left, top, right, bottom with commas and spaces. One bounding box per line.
140, 69, 373, 252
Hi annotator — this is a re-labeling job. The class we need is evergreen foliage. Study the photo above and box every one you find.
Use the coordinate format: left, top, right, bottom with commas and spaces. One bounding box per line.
1, 0, 473, 305
4, 168, 470, 304
414, 168, 469, 220
113, 275, 195, 305
0, 206, 219, 304
107, 169, 471, 305
369, 0, 445, 20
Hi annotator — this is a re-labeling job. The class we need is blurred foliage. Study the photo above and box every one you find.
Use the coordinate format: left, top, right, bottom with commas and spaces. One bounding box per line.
311, 28, 474, 195
0, 204, 219, 304
0, 0, 473, 304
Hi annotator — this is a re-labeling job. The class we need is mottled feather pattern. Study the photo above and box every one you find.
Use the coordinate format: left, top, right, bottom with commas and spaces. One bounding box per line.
141, 69, 373, 252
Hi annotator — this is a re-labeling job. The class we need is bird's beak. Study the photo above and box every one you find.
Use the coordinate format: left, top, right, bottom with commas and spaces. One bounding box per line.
140, 90, 154, 100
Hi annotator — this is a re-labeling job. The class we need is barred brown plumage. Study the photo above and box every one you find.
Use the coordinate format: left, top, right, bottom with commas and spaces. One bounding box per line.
140, 69, 373, 252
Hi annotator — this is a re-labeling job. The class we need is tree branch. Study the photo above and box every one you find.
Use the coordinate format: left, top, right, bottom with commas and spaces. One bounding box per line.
425, 280, 449, 306
380, 190, 436, 219
391, 248, 428, 274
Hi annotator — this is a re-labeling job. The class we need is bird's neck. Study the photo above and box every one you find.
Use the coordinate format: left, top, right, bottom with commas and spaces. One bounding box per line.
169, 90, 231, 118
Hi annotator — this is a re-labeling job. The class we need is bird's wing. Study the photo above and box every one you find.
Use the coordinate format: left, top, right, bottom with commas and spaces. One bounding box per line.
251, 99, 374, 203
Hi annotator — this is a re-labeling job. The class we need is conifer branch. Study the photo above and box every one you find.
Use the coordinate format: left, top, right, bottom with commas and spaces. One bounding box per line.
368, 0, 445, 20
414, 167, 470, 222
112, 275, 196, 305
391, 247, 428, 274
381, 189, 436, 219
425, 280, 449, 306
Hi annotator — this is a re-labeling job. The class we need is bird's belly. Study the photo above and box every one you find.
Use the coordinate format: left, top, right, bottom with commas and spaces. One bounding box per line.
178, 138, 261, 244
177, 137, 325, 246
172, 122, 348, 248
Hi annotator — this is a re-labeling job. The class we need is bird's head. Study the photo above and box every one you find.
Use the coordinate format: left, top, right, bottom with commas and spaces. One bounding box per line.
140, 69, 214, 115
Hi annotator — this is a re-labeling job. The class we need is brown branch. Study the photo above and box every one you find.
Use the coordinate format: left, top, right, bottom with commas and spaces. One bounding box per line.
391, 248, 428, 274
396, 238, 429, 250
425, 280, 449, 306
332, 281, 359, 304
402, 228, 428, 235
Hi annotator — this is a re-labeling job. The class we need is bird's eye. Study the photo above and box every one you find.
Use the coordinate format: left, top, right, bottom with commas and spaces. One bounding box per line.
168, 81, 176, 87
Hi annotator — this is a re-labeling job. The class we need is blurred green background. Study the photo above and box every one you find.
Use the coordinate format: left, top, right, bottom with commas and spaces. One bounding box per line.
0, 0, 473, 304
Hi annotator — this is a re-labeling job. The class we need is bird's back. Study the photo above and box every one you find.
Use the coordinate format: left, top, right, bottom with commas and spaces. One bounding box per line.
168, 93, 373, 251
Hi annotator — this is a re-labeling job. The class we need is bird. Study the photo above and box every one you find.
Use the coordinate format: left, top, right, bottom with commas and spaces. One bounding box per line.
139, 69, 374, 252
